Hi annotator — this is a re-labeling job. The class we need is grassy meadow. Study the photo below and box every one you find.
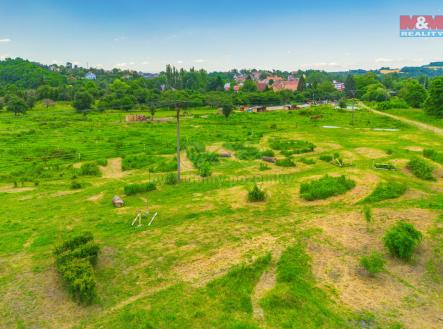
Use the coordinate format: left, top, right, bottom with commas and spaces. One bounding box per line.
0, 104, 442, 328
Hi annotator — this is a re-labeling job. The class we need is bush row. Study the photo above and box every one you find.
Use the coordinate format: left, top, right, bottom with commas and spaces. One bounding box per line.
300, 175, 356, 201
124, 182, 156, 195
53, 232, 100, 304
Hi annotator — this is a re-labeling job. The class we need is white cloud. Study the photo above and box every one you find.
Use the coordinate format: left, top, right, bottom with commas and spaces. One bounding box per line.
113, 36, 127, 42
116, 62, 128, 68
141, 61, 150, 65
0, 38, 11, 43
177, 60, 183, 64
193, 59, 206, 63
0, 53, 10, 60
375, 58, 393, 63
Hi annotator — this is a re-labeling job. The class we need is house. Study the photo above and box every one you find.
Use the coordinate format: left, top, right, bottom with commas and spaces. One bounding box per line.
332, 80, 345, 91
256, 81, 268, 92
84, 71, 97, 80
247, 106, 267, 113
272, 79, 299, 92
224, 83, 231, 91
233, 84, 242, 92
266, 76, 284, 84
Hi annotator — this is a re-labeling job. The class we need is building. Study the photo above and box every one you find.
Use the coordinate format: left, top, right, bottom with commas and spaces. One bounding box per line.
332, 80, 345, 91
84, 72, 97, 80
272, 79, 299, 92
224, 83, 231, 91
256, 81, 268, 92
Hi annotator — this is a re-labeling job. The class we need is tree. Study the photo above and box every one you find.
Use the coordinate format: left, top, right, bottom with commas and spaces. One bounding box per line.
424, 76, 443, 117
42, 98, 55, 108
345, 75, 356, 98
362, 84, 389, 102
242, 80, 258, 92
73, 91, 93, 117
398, 79, 427, 108
6, 95, 28, 115
221, 103, 234, 119
297, 75, 306, 92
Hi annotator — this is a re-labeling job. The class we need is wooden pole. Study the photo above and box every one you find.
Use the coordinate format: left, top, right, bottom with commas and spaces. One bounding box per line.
176, 104, 181, 183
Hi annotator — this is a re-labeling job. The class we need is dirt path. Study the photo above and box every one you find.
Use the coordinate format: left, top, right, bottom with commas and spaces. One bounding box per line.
362, 103, 443, 137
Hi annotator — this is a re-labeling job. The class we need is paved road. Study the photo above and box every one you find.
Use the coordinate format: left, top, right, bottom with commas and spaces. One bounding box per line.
361, 103, 443, 137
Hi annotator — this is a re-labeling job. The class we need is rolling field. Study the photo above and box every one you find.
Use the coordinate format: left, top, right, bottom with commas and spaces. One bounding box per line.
0, 104, 442, 329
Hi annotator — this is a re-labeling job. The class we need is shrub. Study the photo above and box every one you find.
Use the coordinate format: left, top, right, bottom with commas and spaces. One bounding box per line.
300, 175, 356, 201
79, 162, 101, 176
319, 155, 333, 162
96, 158, 108, 166
186, 144, 219, 176
236, 147, 261, 160
360, 252, 385, 276
423, 148, 443, 164
363, 181, 407, 203
383, 221, 422, 261
260, 149, 275, 157
164, 172, 178, 185
71, 180, 83, 189
269, 138, 315, 155
374, 162, 396, 170
407, 157, 435, 181
124, 182, 156, 196
53, 233, 99, 304
275, 158, 296, 167
248, 184, 266, 202
363, 206, 372, 224
259, 163, 271, 171
299, 157, 315, 165
198, 161, 212, 177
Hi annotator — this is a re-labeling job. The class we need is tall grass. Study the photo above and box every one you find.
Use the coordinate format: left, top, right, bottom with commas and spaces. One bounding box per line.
300, 175, 356, 201
124, 182, 156, 196
363, 181, 407, 203
407, 157, 435, 181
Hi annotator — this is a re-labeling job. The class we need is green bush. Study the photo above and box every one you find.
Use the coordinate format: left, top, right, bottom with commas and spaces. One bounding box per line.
186, 144, 219, 176
79, 162, 101, 176
248, 184, 266, 202
269, 138, 315, 155
363, 181, 407, 203
198, 161, 212, 177
300, 175, 356, 201
124, 182, 156, 196
363, 206, 372, 224
423, 148, 443, 164
96, 158, 108, 166
164, 172, 178, 185
236, 147, 261, 160
360, 252, 385, 276
70, 180, 83, 189
259, 163, 271, 171
319, 155, 333, 162
299, 157, 316, 165
275, 158, 296, 167
407, 157, 435, 181
383, 221, 422, 261
54, 233, 99, 304
260, 149, 275, 157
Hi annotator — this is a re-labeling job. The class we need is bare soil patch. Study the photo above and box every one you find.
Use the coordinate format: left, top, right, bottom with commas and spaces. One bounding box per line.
354, 147, 387, 159
88, 192, 104, 202
100, 158, 125, 179
0, 185, 35, 193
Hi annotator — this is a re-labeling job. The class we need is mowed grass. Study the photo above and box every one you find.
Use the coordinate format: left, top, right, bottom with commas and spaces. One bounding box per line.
0, 104, 443, 328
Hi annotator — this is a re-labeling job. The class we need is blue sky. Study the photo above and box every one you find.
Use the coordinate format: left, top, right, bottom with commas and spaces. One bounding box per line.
0, 0, 442, 72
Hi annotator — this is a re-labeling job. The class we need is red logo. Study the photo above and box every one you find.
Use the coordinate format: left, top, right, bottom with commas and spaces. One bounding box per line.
400, 15, 443, 30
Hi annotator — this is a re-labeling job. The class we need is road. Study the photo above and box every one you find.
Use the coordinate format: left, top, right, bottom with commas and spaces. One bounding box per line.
361, 103, 443, 137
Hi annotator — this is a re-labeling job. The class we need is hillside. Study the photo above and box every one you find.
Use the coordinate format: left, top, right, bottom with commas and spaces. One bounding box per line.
0, 104, 442, 328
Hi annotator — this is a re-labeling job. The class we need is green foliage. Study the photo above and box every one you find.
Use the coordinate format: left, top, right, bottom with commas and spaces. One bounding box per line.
360, 252, 385, 276
383, 221, 422, 261
259, 163, 270, 171
70, 180, 83, 189
424, 76, 443, 117
122, 154, 177, 172
96, 158, 108, 166
269, 138, 315, 156
407, 157, 435, 181
6, 95, 28, 115
423, 148, 443, 165
375, 98, 409, 110
363, 206, 372, 224
299, 157, 315, 165
164, 172, 178, 185
362, 83, 389, 102
124, 182, 156, 196
73, 91, 94, 115
300, 175, 356, 201
79, 162, 101, 176
261, 243, 349, 328
247, 184, 266, 202
53, 232, 99, 304
319, 154, 333, 162
373, 162, 396, 170
275, 157, 296, 167
398, 79, 428, 108
363, 182, 407, 203
186, 144, 218, 177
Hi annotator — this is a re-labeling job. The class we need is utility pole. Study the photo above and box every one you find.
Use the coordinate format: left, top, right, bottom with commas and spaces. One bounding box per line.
175, 103, 181, 183
350, 90, 356, 126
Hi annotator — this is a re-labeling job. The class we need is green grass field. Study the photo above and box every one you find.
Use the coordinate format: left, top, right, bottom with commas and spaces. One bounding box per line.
0, 104, 442, 328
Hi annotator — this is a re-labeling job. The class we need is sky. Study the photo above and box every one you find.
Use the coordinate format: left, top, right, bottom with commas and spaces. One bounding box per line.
0, 0, 442, 72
